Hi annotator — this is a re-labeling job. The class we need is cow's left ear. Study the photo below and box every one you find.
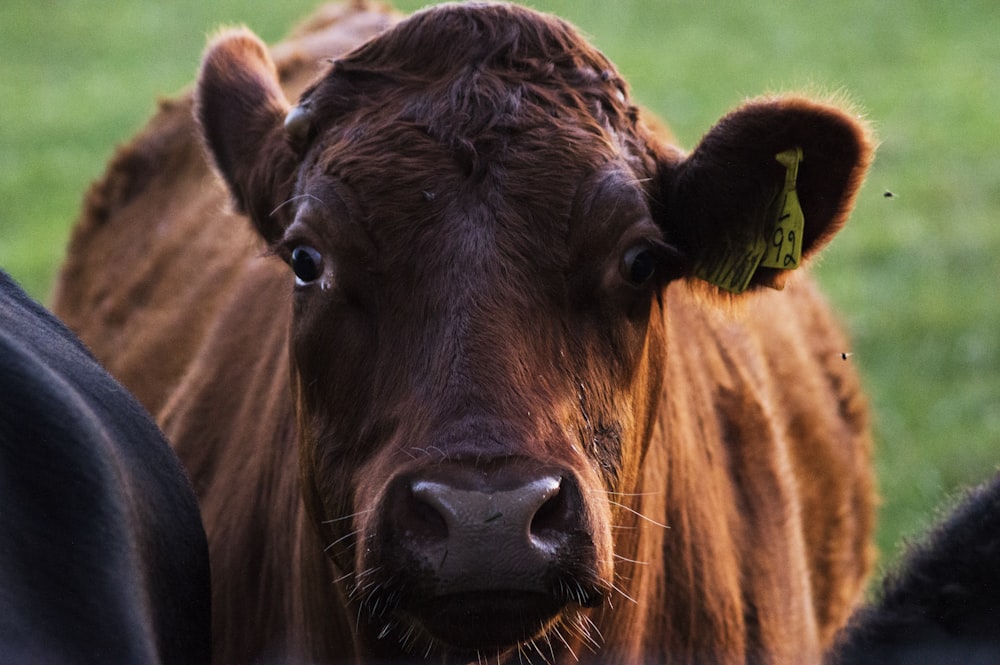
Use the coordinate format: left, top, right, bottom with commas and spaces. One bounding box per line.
195, 28, 299, 245
656, 96, 874, 294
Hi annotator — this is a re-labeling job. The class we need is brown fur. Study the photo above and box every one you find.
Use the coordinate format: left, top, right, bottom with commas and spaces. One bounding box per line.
54, 2, 875, 663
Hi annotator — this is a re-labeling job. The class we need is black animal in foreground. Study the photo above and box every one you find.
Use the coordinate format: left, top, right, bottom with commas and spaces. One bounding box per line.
828, 472, 1000, 665
0, 270, 211, 664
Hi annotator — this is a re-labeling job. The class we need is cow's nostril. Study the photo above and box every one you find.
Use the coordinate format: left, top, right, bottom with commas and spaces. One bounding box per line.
408, 493, 448, 541
386, 479, 450, 542
529, 478, 579, 552
531, 481, 565, 530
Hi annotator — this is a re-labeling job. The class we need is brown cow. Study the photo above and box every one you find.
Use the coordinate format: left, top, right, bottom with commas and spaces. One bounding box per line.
54, 2, 876, 663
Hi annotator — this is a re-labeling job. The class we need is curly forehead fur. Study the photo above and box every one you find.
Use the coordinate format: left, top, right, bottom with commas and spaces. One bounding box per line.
297, 2, 645, 175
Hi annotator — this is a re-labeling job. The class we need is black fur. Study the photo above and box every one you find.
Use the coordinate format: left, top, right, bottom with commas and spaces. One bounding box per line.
0, 270, 210, 664
829, 473, 1000, 665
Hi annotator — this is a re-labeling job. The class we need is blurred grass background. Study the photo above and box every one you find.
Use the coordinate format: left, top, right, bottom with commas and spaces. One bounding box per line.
1, 0, 997, 575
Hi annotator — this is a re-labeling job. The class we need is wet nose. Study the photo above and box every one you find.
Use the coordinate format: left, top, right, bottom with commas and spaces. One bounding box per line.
385, 460, 588, 594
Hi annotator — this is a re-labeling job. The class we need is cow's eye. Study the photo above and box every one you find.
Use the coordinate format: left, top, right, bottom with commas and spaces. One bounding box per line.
622, 245, 657, 286
290, 246, 324, 284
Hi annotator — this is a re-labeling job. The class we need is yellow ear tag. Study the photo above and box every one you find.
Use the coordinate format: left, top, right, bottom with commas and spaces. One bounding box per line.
760, 147, 805, 270
692, 232, 768, 294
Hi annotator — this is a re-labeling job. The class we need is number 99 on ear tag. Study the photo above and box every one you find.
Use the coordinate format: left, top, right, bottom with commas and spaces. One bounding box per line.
760, 147, 805, 270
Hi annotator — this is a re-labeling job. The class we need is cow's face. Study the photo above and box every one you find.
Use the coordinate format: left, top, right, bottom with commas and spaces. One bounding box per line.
196, 4, 871, 661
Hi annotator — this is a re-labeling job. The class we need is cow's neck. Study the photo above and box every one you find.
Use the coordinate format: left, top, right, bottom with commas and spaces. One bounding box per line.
621, 287, 821, 663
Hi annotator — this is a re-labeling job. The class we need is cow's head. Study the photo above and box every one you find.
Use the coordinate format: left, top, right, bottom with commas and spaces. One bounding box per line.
196, 4, 871, 661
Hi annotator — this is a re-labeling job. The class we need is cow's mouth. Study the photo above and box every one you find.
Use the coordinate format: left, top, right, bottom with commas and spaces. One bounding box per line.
407, 591, 563, 650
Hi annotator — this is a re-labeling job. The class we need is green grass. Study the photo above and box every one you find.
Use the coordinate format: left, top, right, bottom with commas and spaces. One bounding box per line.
2, 0, 998, 575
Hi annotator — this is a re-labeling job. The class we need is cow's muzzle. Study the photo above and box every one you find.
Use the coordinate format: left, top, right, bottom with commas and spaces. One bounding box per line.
367, 458, 606, 650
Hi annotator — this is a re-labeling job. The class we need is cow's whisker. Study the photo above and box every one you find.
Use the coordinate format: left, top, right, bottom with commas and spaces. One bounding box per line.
411, 445, 448, 460
613, 552, 648, 565
573, 612, 602, 652
608, 579, 638, 605
606, 499, 671, 530
332, 570, 354, 585
601, 489, 663, 498
341, 566, 380, 592
550, 622, 576, 662
324, 528, 360, 552
321, 508, 374, 525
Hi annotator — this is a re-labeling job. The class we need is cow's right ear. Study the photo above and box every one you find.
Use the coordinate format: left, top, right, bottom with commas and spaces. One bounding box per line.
195, 28, 299, 245
653, 96, 873, 296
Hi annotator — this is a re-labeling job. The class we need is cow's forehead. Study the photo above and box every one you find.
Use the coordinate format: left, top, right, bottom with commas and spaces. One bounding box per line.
289, 4, 655, 264
299, 2, 637, 172
282, 2, 663, 294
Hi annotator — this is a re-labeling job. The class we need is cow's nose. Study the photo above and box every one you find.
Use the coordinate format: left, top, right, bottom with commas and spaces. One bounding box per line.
373, 460, 605, 649
384, 461, 589, 595
410, 473, 567, 553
